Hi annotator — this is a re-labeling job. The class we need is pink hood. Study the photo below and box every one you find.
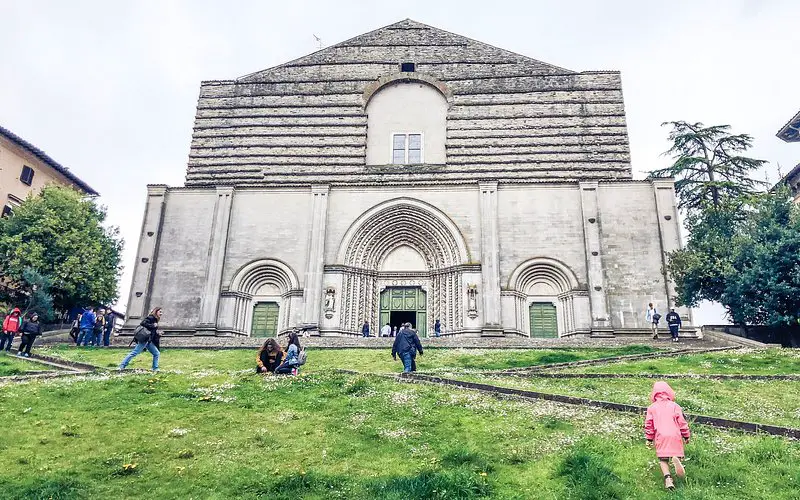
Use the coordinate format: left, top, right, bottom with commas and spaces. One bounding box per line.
650, 381, 676, 403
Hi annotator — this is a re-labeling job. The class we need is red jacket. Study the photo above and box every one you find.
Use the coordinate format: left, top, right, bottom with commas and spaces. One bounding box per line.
2, 308, 22, 333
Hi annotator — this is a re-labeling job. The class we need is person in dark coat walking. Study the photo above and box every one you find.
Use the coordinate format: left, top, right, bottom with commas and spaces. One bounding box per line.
119, 308, 162, 372
391, 322, 424, 373
103, 310, 115, 347
361, 320, 370, 338
17, 313, 42, 357
665, 308, 682, 343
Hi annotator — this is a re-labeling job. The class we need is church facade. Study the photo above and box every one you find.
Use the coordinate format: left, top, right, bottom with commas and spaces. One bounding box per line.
124, 19, 691, 338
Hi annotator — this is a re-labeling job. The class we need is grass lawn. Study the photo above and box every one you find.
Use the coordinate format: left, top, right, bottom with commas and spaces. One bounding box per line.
37, 344, 660, 374
558, 348, 800, 375
447, 373, 800, 429
0, 352, 53, 376
1, 364, 799, 499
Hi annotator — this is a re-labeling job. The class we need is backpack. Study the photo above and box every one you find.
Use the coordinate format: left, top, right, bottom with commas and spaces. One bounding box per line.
652, 313, 661, 323
133, 325, 151, 344
297, 348, 307, 366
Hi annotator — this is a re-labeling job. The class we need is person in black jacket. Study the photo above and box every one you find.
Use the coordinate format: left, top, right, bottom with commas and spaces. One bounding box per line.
665, 308, 682, 343
118, 307, 162, 372
17, 313, 42, 357
391, 322, 423, 373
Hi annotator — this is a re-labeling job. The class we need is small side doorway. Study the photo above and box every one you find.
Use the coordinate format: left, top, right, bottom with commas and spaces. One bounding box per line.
252, 302, 279, 337
529, 302, 558, 338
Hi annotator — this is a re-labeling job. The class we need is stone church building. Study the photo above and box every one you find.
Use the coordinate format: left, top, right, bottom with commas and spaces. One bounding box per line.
125, 19, 690, 338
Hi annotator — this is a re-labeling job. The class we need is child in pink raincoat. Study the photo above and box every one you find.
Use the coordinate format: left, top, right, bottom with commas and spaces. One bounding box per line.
644, 381, 691, 490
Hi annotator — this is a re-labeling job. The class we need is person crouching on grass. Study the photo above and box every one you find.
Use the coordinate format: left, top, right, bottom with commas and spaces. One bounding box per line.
256, 338, 284, 374
645, 381, 690, 490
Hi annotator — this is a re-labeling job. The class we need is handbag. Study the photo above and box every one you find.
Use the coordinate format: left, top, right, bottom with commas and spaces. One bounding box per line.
132, 326, 151, 344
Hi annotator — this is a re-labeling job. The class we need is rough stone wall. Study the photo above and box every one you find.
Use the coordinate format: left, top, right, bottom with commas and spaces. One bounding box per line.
496, 184, 587, 288
597, 184, 668, 329
186, 19, 631, 186
221, 189, 312, 287
147, 191, 217, 328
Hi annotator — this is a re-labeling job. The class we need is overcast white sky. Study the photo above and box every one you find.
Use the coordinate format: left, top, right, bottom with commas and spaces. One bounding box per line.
2, 0, 798, 324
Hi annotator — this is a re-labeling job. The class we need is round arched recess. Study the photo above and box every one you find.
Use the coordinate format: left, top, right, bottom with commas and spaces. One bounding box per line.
508, 257, 587, 337
222, 259, 301, 336
334, 198, 470, 335
337, 198, 469, 270
362, 73, 454, 108
364, 76, 449, 166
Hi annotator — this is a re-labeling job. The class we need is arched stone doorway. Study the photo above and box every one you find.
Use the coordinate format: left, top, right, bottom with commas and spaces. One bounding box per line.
508, 257, 591, 337
218, 259, 302, 336
335, 198, 470, 335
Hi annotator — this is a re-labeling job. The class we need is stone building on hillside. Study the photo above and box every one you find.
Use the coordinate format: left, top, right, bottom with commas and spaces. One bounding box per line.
125, 19, 691, 338
0, 125, 98, 216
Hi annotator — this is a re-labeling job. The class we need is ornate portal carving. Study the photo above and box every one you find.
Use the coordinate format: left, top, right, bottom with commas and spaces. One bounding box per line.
467, 284, 478, 319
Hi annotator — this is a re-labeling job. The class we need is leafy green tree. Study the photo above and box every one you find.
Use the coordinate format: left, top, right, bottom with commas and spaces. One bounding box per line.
666, 199, 745, 309
723, 189, 800, 325
650, 121, 767, 212
0, 185, 123, 312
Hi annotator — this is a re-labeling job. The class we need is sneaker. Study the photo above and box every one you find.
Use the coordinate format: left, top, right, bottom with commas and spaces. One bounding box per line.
664, 474, 675, 490
23, 353, 30, 358
291, 368, 298, 376
16, 352, 24, 357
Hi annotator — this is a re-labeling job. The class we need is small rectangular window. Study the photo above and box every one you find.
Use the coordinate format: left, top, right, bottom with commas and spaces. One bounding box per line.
392, 134, 407, 164
1, 205, 12, 218
400, 62, 415, 72
391, 133, 423, 164
20, 165, 34, 186
408, 134, 422, 163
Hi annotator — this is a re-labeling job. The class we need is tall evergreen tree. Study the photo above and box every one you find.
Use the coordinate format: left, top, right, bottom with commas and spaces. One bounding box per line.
650, 121, 767, 212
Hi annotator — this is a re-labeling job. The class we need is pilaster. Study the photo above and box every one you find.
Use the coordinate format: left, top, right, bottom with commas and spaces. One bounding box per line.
478, 181, 502, 335
125, 185, 168, 328
579, 182, 612, 332
652, 179, 693, 324
197, 187, 235, 332
301, 184, 330, 332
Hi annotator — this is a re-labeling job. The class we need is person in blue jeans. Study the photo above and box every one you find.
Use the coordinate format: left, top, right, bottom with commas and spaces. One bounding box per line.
119, 308, 162, 372
434, 319, 441, 337
76, 307, 96, 346
391, 322, 424, 373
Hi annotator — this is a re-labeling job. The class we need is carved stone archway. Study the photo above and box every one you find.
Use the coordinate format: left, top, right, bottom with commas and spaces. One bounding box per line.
218, 259, 302, 335
335, 198, 470, 335
508, 257, 590, 336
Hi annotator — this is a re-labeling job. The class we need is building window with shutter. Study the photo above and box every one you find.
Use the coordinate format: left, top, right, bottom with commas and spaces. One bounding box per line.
20, 165, 34, 186
390, 133, 423, 164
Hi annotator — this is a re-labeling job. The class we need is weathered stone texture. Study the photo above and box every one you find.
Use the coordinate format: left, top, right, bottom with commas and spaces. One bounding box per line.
185, 19, 631, 186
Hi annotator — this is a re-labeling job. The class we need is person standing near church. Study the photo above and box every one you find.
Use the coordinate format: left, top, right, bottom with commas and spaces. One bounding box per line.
392, 322, 423, 373
434, 319, 441, 337
103, 309, 115, 346
380, 322, 391, 338
665, 308, 682, 343
361, 320, 370, 338
77, 306, 96, 346
17, 313, 42, 357
646, 303, 661, 340
1, 308, 22, 352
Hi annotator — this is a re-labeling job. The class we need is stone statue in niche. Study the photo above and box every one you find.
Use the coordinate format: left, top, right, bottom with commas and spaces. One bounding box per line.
467, 284, 478, 319
324, 287, 336, 319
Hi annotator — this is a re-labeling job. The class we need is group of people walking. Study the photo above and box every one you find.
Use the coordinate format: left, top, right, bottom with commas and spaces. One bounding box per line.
0, 307, 42, 357
70, 306, 116, 347
646, 303, 683, 342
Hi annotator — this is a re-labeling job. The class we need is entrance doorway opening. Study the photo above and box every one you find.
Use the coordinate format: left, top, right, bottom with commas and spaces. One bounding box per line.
529, 302, 558, 338
379, 286, 427, 337
252, 302, 279, 337
390, 310, 417, 330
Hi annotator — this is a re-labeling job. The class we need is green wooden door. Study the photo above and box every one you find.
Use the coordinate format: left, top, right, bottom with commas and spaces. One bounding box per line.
252, 302, 279, 337
379, 287, 427, 337
529, 302, 558, 338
